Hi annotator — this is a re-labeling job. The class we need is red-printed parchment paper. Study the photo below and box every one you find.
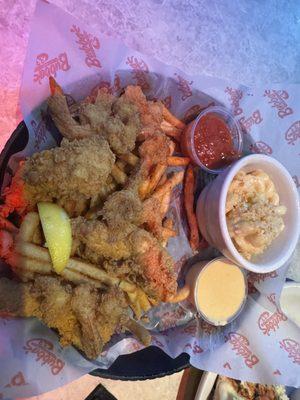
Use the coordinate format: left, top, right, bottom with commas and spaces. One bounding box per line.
0, 1, 299, 398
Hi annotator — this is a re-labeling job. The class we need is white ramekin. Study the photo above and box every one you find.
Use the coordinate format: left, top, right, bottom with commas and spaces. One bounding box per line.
196, 154, 300, 273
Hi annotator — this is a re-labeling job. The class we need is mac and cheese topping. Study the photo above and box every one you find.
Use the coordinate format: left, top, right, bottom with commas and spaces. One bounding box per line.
226, 169, 286, 260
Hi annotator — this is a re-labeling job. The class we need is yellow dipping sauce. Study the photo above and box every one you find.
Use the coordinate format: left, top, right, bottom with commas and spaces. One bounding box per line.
196, 259, 246, 325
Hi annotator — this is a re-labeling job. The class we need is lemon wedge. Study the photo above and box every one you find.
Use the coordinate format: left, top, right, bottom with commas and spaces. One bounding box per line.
37, 202, 72, 274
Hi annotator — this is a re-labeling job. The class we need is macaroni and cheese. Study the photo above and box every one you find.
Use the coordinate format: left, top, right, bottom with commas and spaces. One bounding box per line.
226, 169, 286, 260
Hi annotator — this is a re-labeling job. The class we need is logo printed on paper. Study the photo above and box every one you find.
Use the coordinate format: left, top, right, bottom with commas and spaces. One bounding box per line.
23, 338, 65, 375
239, 110, 263, 133
174, 73, 193, 101
258, 293, 287, 336
279, 338, 300, 365
225, 87, 243, 116
126, 56, 150, 90
89, 74, 121, 100
223, 362, 232, 370
33, 52, 70, 84
226, 332, 259, 368
4, 372, 28, 388
182, 321, 197, 337
183, 342, 203, 354
159, 307, 187, 330
248, 271, 278, 285
199, 319, 217, 335
285, 120, 300, 145
264, 89, 293, 119
249, 141, 273, 155
192, 342, 203, 354
152, 337, 164, 348
183, 103, 215, 123
71, 25, 101, 68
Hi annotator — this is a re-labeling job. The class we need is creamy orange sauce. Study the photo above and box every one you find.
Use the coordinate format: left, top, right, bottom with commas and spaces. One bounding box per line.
196, 259, 245, 325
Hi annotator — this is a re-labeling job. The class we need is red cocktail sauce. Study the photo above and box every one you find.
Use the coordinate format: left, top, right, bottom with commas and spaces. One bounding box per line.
181, 114, 238, 170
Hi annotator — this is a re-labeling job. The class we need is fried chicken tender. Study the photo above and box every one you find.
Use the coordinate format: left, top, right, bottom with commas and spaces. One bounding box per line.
22, 136, 115, 210
0, 276, 129, 359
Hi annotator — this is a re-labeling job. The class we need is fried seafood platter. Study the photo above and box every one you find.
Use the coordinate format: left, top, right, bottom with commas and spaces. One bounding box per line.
0, 78, 198, 359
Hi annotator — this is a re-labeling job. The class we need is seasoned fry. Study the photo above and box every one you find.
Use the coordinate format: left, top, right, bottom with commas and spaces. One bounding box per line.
184, 164, 200, 250
137, 288, 151, 312
15, 241, 49, 262
111, 164, 127, 185
167, 156, 190, 167
116, 160, 127, 172
152, 170, 184, 200
61, 269, 106, 289
32, 225, 43, 245
162, 105, 186, 129
127, 290, 142, 319
148, 164, 167, 195
166, 286, 190, 303
123, 318, 151, 346
161, 121, 182, 141
8, 252, 52, 274
157, 173, 167, 189
119, 280, 137, 293
18, 212, 40, 242
168, 140, 176, 156
14, 241, 120, 286
139, 179, 150, 200
118, 152, 139, 167
160, 188, 172, 216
